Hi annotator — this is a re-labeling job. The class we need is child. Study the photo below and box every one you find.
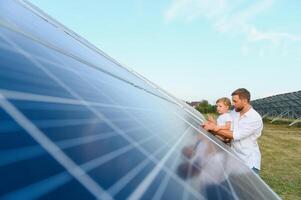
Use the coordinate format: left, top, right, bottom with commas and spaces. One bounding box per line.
206, 97, 232, 143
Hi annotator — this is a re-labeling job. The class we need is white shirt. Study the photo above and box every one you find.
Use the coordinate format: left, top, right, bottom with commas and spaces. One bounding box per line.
230, 108, 263, 169
216, 112, 232, 126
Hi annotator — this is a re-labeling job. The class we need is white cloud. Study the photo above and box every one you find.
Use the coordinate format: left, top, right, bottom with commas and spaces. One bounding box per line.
164, 0, 301, 54
164, 0, 229, 23
247, 26, 301, 43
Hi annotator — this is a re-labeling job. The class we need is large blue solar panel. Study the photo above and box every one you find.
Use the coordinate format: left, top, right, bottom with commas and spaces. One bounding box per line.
0, 1, 280, 199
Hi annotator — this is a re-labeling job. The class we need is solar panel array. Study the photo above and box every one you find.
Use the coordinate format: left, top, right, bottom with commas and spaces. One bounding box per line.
251, 91, 301, 125
0, 1, 280, 199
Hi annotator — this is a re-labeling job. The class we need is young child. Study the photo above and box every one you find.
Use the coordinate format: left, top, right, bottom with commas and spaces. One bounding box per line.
207, 97, 232, 142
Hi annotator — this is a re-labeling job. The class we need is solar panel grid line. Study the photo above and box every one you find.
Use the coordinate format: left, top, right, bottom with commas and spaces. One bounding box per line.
0, 131, 159, 200
2, 170, 72, 200
0, 131, 117, 167
0, 20, 173, 104
0, 98, 183, 171
94, 123, 207, 200
2, 30, 207, 200
30, 40, 180, 114
30, 118, 104, 127
0, 115, 168, 168
18, 0, 144, 82
2, 27, 188, 168
79, 134, 156, 172
1, 30, 154, 141
181, 162, 197, 200
243, 164, 280, 200
209, 149, 266, 199
46, 55, 177, 148
128, 126, 203, 200
0, 89, 159, 113
0, 65, 64, 92
188, 148, 237, 200
219, 162, 240, 200
0, 105, 164, 135
129, 69, 206, 124
1, 117, 130, 132
123, 69, 205, 122
151, 148, 184, 200
182, 181, 190, 200
0, 94, 112, 200
145, 138, 213, 200
178, 146, 227, 200
224, 178, 256, 200
19, 0, 180, 108
105, 135, 180, 197
12, 127, 180, 199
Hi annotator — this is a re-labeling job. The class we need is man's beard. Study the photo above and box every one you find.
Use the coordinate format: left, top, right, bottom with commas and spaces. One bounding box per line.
235, 106, 243, 112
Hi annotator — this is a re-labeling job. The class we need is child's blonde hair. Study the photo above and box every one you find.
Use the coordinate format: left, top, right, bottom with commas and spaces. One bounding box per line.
216, 97, 231, 108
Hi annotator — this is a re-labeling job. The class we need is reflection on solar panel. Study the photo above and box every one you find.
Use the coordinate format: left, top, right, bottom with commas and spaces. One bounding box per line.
0, 1, 281, 199
251, 91, 301, 126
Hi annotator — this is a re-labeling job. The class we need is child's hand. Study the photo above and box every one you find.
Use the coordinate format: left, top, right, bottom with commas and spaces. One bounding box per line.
208, 115, 215, 123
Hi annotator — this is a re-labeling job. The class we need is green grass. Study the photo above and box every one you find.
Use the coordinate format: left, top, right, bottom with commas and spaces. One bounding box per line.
259, 122, 301, 200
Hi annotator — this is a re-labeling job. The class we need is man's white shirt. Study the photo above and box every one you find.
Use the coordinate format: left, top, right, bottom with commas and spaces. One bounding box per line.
230, 108, 263, 169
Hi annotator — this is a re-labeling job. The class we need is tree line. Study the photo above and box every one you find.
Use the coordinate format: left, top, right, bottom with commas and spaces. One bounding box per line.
195, 100, 216, 114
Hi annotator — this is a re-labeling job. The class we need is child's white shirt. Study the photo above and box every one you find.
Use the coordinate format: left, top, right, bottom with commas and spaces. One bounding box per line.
216, 112, 232, 126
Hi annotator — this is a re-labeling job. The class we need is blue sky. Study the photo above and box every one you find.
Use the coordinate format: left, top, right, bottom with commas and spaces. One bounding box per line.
30, 0, 301, 103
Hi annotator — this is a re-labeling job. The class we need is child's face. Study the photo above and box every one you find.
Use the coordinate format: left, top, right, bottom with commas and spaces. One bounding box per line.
216, 102, 229, 114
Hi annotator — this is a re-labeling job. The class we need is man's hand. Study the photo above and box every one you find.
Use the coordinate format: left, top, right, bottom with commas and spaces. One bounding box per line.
207, 115, 216, 124
203, 121, 217, 132
202, 121, 233, 139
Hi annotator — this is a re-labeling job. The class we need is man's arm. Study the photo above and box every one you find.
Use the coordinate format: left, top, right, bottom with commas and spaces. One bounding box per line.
204, 119, 263, 141
203, 123, 233, 139
215, 122, 231, 131
213, 128, 233, 140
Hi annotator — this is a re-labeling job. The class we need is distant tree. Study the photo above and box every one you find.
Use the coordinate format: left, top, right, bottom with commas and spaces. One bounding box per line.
195, 100, 216, 114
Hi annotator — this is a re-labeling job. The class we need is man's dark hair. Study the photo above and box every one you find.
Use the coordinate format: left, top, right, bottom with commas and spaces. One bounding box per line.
231, 88, 251, 102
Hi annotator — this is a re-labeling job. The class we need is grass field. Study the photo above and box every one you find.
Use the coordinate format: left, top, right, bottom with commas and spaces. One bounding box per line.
203, 114, 301, 199
259, 121, 301, 200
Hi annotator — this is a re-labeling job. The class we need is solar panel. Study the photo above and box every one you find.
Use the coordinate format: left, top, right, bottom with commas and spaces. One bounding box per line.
0, 0, 281, 199
252, 91, 301, 119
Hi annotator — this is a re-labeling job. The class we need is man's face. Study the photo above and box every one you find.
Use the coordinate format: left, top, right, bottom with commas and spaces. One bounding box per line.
232, 95, 244, 112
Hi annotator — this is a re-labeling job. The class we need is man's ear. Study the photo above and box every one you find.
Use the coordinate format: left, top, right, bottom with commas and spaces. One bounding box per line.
242, 99, 249, 105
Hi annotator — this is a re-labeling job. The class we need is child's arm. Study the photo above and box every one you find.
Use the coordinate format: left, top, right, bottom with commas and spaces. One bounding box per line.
215, 121, 231, 132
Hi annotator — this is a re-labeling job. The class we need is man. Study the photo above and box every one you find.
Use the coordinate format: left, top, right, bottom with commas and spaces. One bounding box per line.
204, 88, 263, 175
